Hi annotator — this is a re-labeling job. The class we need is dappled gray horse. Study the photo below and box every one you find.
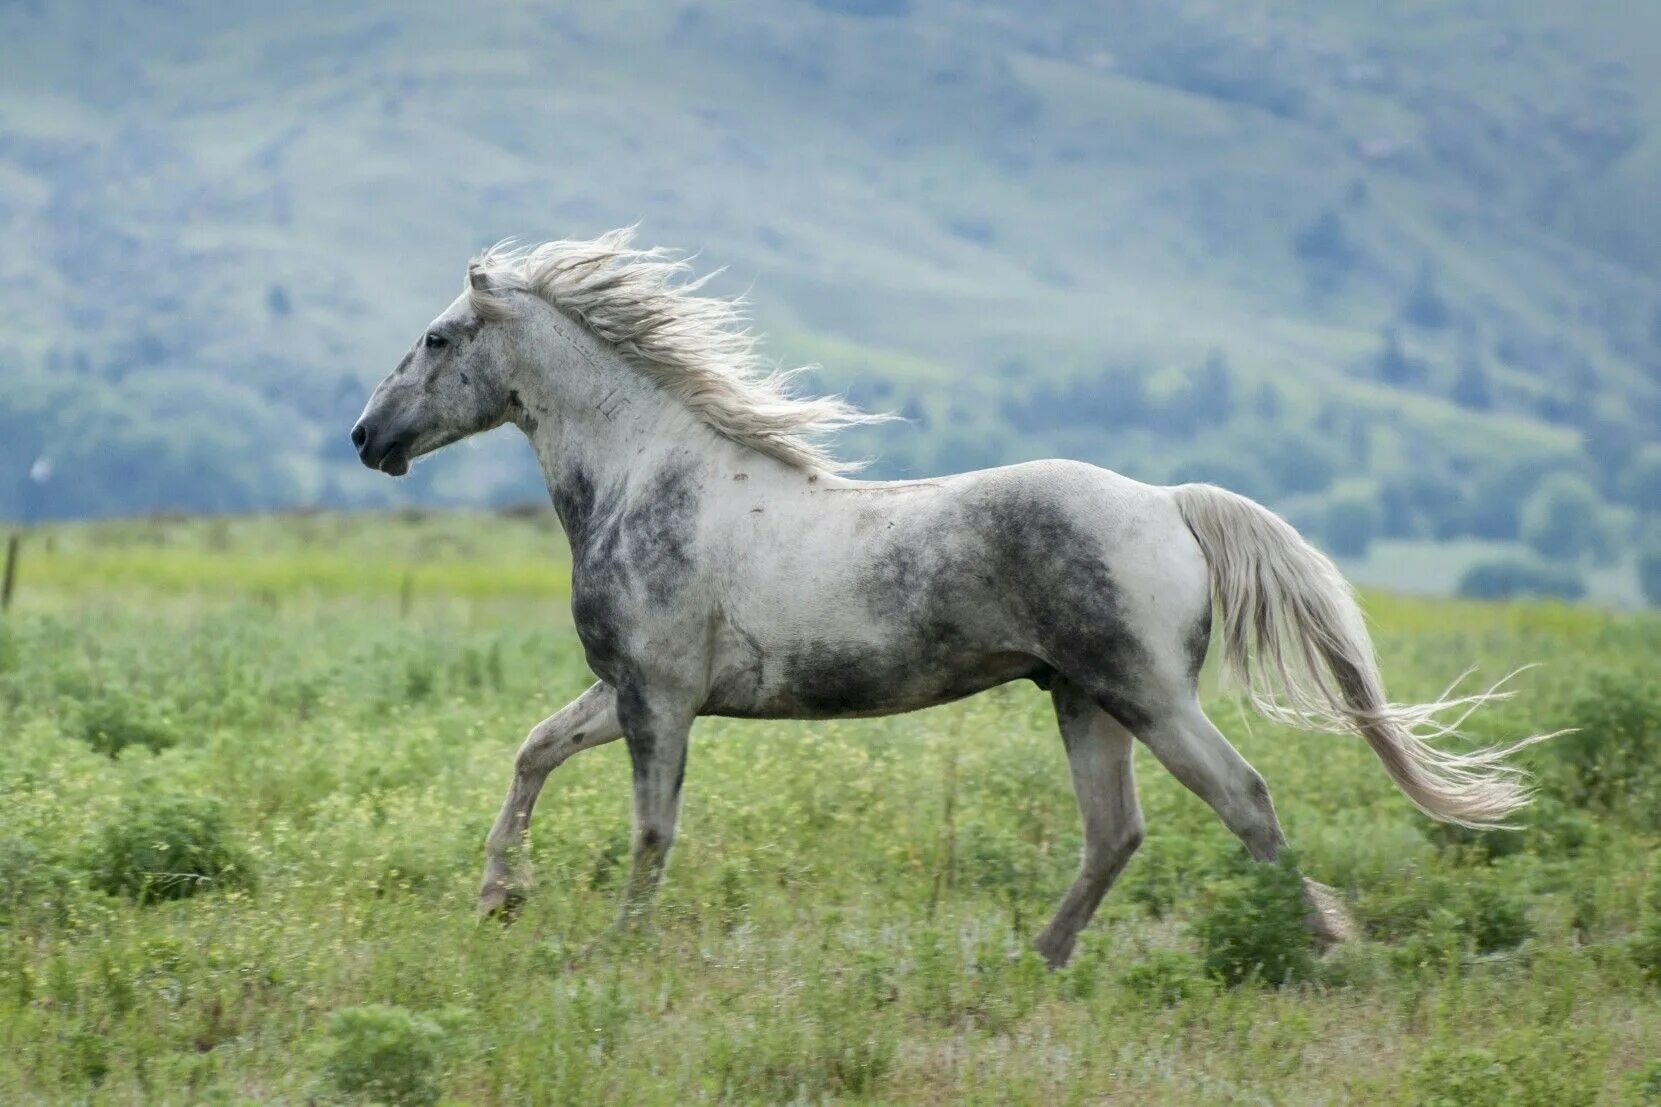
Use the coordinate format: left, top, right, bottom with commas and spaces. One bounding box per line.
352, 229, 1543, 966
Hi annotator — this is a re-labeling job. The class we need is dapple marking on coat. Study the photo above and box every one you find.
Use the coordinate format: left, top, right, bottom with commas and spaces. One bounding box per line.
351, 228, 1547, 967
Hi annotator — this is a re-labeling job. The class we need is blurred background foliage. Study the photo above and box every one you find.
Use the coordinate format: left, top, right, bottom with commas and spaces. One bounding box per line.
1, 0, 1659, 603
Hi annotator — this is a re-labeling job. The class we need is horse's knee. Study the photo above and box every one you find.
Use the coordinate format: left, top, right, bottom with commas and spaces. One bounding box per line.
517, 724, 590, 777
1083, 815, 1143, 879
1119, 815, 1146, 857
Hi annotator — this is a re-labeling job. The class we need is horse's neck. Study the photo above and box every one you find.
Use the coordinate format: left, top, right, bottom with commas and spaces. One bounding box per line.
511, 322, 750, 549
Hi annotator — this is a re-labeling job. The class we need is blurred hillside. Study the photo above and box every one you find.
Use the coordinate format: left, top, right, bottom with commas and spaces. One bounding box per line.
1, 0, 1658, 599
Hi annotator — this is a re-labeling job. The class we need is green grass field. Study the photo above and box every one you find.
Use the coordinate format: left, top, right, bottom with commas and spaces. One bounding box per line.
1, 512, 1659, 1104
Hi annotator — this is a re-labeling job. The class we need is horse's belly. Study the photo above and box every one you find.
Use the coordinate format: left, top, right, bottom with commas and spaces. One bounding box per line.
701, 644, 1050, 720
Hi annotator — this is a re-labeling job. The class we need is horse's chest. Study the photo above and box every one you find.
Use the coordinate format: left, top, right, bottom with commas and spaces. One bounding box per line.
568, 555, 704, 687
567, 555, 651, 682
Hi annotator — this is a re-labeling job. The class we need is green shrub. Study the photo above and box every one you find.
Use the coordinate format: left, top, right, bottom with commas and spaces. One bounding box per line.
1402, 1027, 1604, 1107
1193, 852, 1314, 988
1404, 1045, 1510, 1107
76, 692, 176, 757
1424, 820, 1525, 863
959, 821, 1046, 907
1119, 949, 1213, 1006
402, 657, 436, 702
319, 1005, 446, 1106
66, 1029, 111, 1088
1630, 1058, 1661, 1102
1518, 796, 1605, 858
1119, 829, 1212, 918
1636, 864, 1661, 985
85, 793, 254, 902
0, 622, 20, 674
1356, 870, 1532, 957
1544, 672, 1661, 826
0, 834, 78, 926
1465, 879, 1533, 955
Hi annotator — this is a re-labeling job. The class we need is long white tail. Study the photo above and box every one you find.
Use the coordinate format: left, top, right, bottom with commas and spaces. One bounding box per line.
1172, 482, 1550, 828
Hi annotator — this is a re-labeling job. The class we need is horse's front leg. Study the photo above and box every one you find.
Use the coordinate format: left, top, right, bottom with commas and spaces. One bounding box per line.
479, 682, 621, 918
611, 691, 695, 931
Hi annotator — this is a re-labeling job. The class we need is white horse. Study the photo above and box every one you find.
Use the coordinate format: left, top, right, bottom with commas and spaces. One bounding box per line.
351, 228, 1543, 967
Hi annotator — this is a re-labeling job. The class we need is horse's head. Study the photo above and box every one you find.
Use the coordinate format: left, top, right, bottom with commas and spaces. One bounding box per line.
353, 229, 883, 480
351, 266, 519, 476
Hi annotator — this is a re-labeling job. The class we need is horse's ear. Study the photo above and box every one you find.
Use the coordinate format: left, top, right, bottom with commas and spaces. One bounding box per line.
468, 263, 492, 293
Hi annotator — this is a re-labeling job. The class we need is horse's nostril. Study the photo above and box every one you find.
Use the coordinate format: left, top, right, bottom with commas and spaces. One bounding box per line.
350, 423, 369, 451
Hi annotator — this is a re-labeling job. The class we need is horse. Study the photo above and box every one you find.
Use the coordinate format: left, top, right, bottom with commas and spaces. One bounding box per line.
350, 228, 1545, 967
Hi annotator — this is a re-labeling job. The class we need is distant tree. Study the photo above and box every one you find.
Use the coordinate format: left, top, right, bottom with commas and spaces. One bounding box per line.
1252, 382, 1283, 422
1169, 455, 1272, 502
1397, 472, 1467, 540
1164, 350, 1234, 429
1292, 209, 1354, 265
1292, 208, 1358, 295
1400, 261, 1451, 329
1005, 365, 1150, 434
1450, 347, 1493, 409
1585, 417, 1641, 495
1520, 473, 1606, 563
265, 284, 292, 318
1323, 493, 1381, 558
1345, 414, 1371, 468
1467, 458, 1570, 541
1374, 325, 1423, 386
1378, 480, 1417, 538
1457, 558, 1587, 602
1314, 403, 1338, 435
1620, 444, 1661, 515
1258, 431, 1336, 496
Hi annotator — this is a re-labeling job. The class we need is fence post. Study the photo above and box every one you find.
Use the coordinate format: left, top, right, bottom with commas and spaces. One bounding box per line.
1, 534, 18, 613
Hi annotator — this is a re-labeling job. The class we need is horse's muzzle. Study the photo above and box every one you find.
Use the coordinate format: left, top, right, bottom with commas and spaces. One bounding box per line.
350, 420, 412, 476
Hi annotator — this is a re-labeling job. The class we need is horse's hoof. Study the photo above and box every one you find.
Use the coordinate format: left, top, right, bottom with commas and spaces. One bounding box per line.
1031, 932, 1074, 971
477, 885, 526, 924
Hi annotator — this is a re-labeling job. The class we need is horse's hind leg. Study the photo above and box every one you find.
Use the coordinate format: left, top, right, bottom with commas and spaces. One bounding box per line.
1034, 678, 1145, 969
1135, 698, 1353, 945
479, 682, 621, 919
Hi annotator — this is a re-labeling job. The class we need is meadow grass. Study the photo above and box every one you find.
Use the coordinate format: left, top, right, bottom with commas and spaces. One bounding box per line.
0, 513, 1657, 1104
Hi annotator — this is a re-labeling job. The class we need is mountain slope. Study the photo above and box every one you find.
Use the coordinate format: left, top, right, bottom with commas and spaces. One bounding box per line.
1, 0, 1657, 576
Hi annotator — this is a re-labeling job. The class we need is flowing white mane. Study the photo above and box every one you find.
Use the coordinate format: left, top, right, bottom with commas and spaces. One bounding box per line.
466, 227, 889, 472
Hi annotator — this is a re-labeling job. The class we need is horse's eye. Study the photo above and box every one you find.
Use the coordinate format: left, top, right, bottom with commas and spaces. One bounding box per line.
424, 332, 447, 350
